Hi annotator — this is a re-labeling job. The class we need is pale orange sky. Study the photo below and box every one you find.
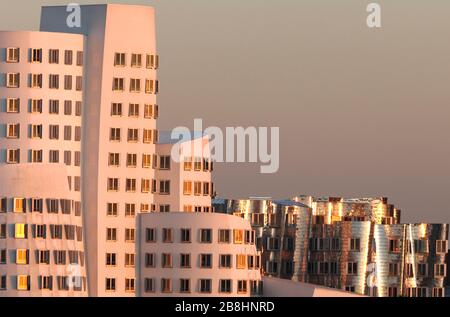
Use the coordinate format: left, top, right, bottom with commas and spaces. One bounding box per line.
1, 0, 449, 223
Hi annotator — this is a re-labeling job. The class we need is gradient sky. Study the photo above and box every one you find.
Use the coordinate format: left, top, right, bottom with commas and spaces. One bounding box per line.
1, 0, 449, 223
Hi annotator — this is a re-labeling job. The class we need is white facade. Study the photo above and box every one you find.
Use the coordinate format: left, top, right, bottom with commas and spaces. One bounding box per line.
138, 212, 262, 297
0, 164, 87, 296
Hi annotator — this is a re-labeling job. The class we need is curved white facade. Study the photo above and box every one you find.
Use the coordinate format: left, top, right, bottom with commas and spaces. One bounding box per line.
0, 164, 87, 296
138, 212, 262, 297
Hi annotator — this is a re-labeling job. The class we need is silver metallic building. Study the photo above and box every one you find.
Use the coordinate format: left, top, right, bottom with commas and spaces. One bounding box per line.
213, 197, 449, 297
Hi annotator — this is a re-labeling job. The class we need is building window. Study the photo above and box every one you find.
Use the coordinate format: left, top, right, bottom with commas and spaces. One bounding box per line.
436, 240, 448, 254
219, 280, 232, 293
107, 203, 118, 216
218, 229, 231, 243
126, 153, 137, 167
180, 279, 190, 293
6, 73, 20, 88
114, 53, 126, 67
142, 154, 152, 168
161, 279, 172, 293
236, 254, 247, 269
125, 254, 135, 268
64, 126, 72, 141
75, 76, 82, 91
127, 128, 139, 142
125, 178, 136, 192
349, 238, 361, 251
37, 250, 50, 264
237, 280, 248, 294
75, 101, 82, 116
417, 263, 428, 276
145, 278, 155, 293
146, 228, 156, 243
49, 125, 59, 140
180, 254, 191, 268
30, 73, 42, 88
6, 123, 20, 138
435, 264, 446, 277
62, 50, 72, 65
388, 263, 399, 276
49, 49, 59, 64
6, 98, 20, 113
200, 254, 212, 268
112, 78, 125, 91
107, 178, 119, 191
143, 129, 152, 143
124, 278, 135, 293
7, 47, 20, 63
125, 228, 135, 243
200, 229, 212, 243
49, 150, 59, 163
76, 51, 83, 66
106, 228, 117, 241
105, 278, 116, 292
432, 288, 444, 297
64, 100, 72, 115
106, 253, 116, 267
16, 249, 28, 265
129, 79, 141, 92
180, 229, 191, 243
141, 203, 150, 213
15, 224, 27, 239
49, 99, 59, 114
159, 180, 170, 195
64, 75, 72, 90
220, 254, 232, 268
183, 181, 192, 195
199, 279, 211, 294
162, 253, 172, 268
31, 99, 43, 113
17, 275, 30, 291
108, 153, 120, 166
31, 48, 42, 63
144, 104, 153, 118
7, 149, 20, 164
13, 198, 25, 213
146, 54, 159, 69
111, 103, 122, 116
131, 53, 142, 67
49, 74, 59, 89
162, 228, 173, 243
125, 203, 136, 217
234, 229, 244, 244
194, 182, 202, 196
347, 262, 358, 275
145, 253, 155, 268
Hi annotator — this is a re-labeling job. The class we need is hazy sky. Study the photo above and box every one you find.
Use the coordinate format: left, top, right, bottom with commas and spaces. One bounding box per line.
1, 0, 449, 223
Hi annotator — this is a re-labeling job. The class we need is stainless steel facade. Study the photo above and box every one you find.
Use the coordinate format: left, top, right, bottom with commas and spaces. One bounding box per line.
213, 197, 449, 297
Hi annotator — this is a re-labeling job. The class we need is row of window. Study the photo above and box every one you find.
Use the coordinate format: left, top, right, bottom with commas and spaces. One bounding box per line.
308, 237, 448, 254
4, 149, 81, 165
143, 253, 261, 270
4, 73, 82, 90
110, 103, 158, 119
2, 99, 82, 115
0, 275, 86, 292
307, 261, 447, 278
112, 77, 159, 94
145, 228, 256, 245
107, 179, 213, 196
113, 52, 159, 69
0, 249, 84, 266
141, 278, 262, 295
106, 202, 211, 215
0, 223, 83, 241
108, 153, 168, 169
4, 48, 83, 66
2, 124, 81, 141
183, 157, 214, 172
109, 128, 158, 143
0, 198, 81, 215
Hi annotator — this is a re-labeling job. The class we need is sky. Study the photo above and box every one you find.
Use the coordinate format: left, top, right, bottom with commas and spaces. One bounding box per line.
0, 0, 449, 223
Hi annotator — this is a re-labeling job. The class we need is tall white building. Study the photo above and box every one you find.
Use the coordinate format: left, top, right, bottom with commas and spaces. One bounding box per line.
0, 4, 213, 297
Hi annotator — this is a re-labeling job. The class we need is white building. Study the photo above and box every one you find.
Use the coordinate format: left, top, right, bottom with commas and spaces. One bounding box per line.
137, 212, 262, 297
